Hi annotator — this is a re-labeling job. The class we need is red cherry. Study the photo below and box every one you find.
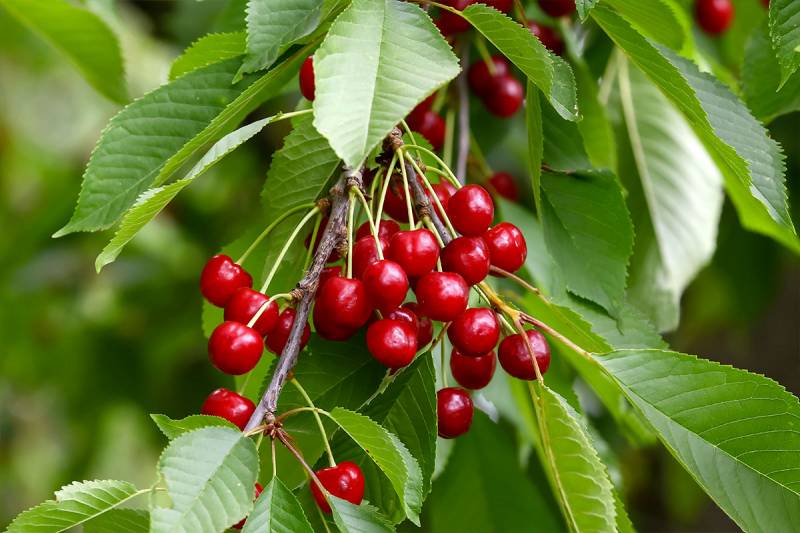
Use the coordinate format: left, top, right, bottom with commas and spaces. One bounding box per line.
367, 319, 418, 368
305, 217, 340, 263
528, 22, 565, 55
488, 171, 519, 202
201, 388, 255, 430
313, 302, 358, 341
448, 185, 495, 236
407, 109, 446, 150
403, 302, 434, 346
482, 75, 524, 117
299, 56, 315, 100
415, 271, 469, 322
407, 95, 436, 125
362, 260, 409, 313
311, 462, 365, 514
200, 255, 253, 307
352, 235, 389, 279
484, 0, 513, 13
356, 219, 400, 241
498, 329, 551, 380
386, 306, 419, 331
437, 387, 473, 438
448, 308, 500, 356
318, 266, 342, 295
388, 229, 440, 278
209, 322, 263, 375
450, 349, 496, 390
441, 236, 491, 286
315, 277, 372, 330
482, 222, 527, 273
265, 308, 311, 355
233, 483, 264, 529
761, 0, 769, 6
428, 181, 457, 219
538, 0, 576, 17
224, 288, 279, 337
695, 0, 734, 35
467, 56, 511, 98
436, 0, 474, 36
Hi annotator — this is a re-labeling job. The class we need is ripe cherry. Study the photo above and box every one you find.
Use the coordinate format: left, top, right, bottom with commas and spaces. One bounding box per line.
367, 319, 418, 368
315, 277, 372, 330
407, 109, 446, 150
386, 306, 419, 332
467, 56, 511, 98
482, 222, 527, 273
200, 255, 253, 308
311, 462, 365, 514
388, 229, 440, 278
265, 308, 311, 355
403, 302, 433, 346
450, 349, 496, 390
381, 176, 413, 223
233, 483, 264, 529
314, 302, 358, 341
407, 95, 435, 125
318, 266, 342, 294
484, 0, 513, 13
448, 185, 495, 236
441, 236, 491, 285
201, 388, 255, 430
415, 271, 469, 322
436, 0, 474, 36
695, 0, 734, 35
498, 329, 551, 380
356, 219, 400, 241
362, 260, 409, 313
352, 235, 389, 279
448, 308, 500, 356
209, 321, 263, 375
224, 288, 279, 337
529, 22, 564, 55
299, 56, 315, 100
437, 387, 474, 438
538, 0, 576, 17
429, 181, 457, 219
488, 171, 519, 202
483, 75, 524, 117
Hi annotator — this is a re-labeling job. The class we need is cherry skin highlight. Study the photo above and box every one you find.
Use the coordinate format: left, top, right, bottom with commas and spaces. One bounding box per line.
224, 287, 279, 337
488, 171, 520, 202
441, 236, 491, 285
200, 388, 255, 430
315, 277, 372, 330
352, 235, 389, 279
388, 229, 440, 278
311, 462, 365, 514
367, 319, 418, 369
695, 0, 734, 35
498, 329, 551, 380
200, 254, 253, 308
209, 321, 263, 375
437, 387, 474, 438
482, 75, 524, 118
403, 302, 434, 347
448, 307, 500, 356
299, 56, 315, 100
448, 184, 495, 236
362, 259, 409, 313
415, 271, 469, 322
450, 349, 496, 390
356, 219, 400, 241
265, 308, 311, 355
482, 222, 527, 273
468, 56, 511, 98
386, 306, 419, 332
317, 266, 342, 295
538, 0, 576, 17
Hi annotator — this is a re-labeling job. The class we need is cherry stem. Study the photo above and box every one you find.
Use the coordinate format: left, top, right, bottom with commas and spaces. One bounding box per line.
405, 155, 458, 238
469, 133, 493, 178
375, 152, 399, 239
260, 206, 321, 294
456, 44, 470, 184
347, 189, 357, 278
490, 266, 541, 295
519, 311, 593, 359
271, 438, 278, 478
304, 213, 323, 271
401, 144, 461, 188
369, 167, 384, 212
236, 202, 316, 264
443, 106, 455, 169
352, 186, 383, 259
399, 151, 416, 226
513, 316, 545, 384
291, 379, 336, 467
275, 429, 327, 495
474, 36, 496, 75
246, 292, 292, 329
513, 0, 529, 26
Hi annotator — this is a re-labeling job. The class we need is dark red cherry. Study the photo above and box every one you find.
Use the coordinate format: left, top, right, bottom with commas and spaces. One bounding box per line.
441, 236, 491, 285
448, 185, 495, 236
299, 56, 315, 100
352, 235, 389, 279
467, 56, 511, 98
385, 306, 419, 331
436, 0, 474, 36
483, 75, 524, 117
450, 349, 496, 390
538, 0, 576, 17
407, 94, 436, 125
437, 387, 473, 438
233, 483, 264, 529
200, 388, 255, 430
367, 319, 418, 368
482, 222, 527, 273
305, 217, 340, 263
313, 302, 358, 341
388, 229, 440, 278
403, 302, 433, 346
315, 277, 372, 330
448, 308, 500, 356
484, 0, 513, 13
209, 321, 263, 375
381, 176, 412, 223
498, 329, 551, 380
200, 254, 253, 307
362, 260, 409, 313
428, 181, 457, 219
529, 22, 564, 55
224, 288, 279, 336
695, 0, 734, 35
356, 219, 400, 241
318, 266, 342, 295
488, 171, 519, 202
415, 271, 469, 322
311, 462, 365, 514
407, 109, 445, 150
265, 308, 310, 355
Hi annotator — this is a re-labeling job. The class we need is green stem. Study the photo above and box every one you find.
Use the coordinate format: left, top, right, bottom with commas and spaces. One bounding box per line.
469, 133, 493, 178
444, 106, 456, 169
246, 292, 292, 329
369, 167, 384, 212
271, 438, 278, 478
352, 187, 383, 259
375, 152, 399, 239
399, 151, 415, 226
406, 155, 458, 238
401, 144, 461, 187
291, 379, 336, 467
303, 213, 323, 271
474, 36, 496, 74
236, 203, 316, 264
260, 206, 320, 293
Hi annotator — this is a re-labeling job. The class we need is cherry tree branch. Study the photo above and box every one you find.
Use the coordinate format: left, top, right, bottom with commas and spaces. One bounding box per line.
456, 45, 470, 183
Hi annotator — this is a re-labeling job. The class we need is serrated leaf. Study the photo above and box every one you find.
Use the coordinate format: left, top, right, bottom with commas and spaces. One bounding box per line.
7, 480, 141, 533
330, 497, 395, 533
313, 0, 459, 167
169, 32, 246, 80
525, 83, 544, 213
460, 3, 578, 121
575, 0, 599, 20
242, 477, 313, 533
596, 349, 800, 532
769, 0, 800, 85
574, 61, 616, 171
150, 427, 259, 533
150, 414, 238, 440
83, 509, 149, 533
743, 24, 800, 123
540, 99, 593, 173
0, 0, 126, 103
603, 0, 693, 55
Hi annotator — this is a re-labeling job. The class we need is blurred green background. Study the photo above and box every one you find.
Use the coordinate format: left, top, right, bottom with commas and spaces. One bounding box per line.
0, 1, 797, 531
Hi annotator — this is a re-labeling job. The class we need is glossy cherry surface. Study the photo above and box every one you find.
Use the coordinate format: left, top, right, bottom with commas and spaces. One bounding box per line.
450, 349, 496, 390
483, 75, 524, 118
415, 271, 469, 322
385, 306, 419, 331
482, 222, 527, 273
299, 56, 315, 100
313, 303, 358, 341
208, 321, 263, 375
448, 185, 495, 236
529, 22, 564, 55
366, 319, 418, 368
317, 266, 342, 294
437, 387, 474, 438
311, 462, 365, 514
407, 109, 446, 150
224, 288, 279, 337
356, 219, 400, 241
362, 259, 409, 313
352, 235, 389, 279
467, 56, 511, 97
429, 181, 457, 219
200, 254, 253, 307
695, 0, 734, 35
488, 171, 519, 202
265, 308, 311, 355
388, 229, 440, 278
315, 277, 372, 330
200, 388, 255, 430
538, 0, 576, 17
448, 307, 500, 356
498, 329, 551, 380
441, 236, 491, 285
403, 302, 433, 347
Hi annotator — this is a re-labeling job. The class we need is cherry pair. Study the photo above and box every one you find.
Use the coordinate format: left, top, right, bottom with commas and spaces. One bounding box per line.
467, 56, 524, 117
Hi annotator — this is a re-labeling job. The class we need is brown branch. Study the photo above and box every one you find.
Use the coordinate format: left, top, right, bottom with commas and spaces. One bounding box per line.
456, 45, 470, 184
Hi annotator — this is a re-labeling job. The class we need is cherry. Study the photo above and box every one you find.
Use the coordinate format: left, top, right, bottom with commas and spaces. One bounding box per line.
362, 260, 409, 313
311, 461, 365, 514
498, 329, 551, 380
415, 271, 469, 322
484, 0, 513, 13
200, 388, 255, 430
450, 349, 496, 390
761, 0, 769, 6
448, 308, 500, 356
200, 255, 253, 308
367, 319, 418, 368
436, 0, 474, 36
407, 95, 435, 125
209, 321, 263, 375
315, 277, 372, 330
314, 302, 358, 341
386, 306, 419, 331
403, 302, 433, 346
448, 185, 495, 236
356, 219, 400, 241
381, 176, 413, 223
318, 266, 342, 294
529, 22, 565, 55
482, 222, 527, 273
305, 217, 340, 263
265, 308, 310, 355
224, 288, 279, 337
437, 387, 473, 438
233, 483, 264, 529
441, 236, 491, 285
467, 56, 511, 98
695, 0, 734, 35
429, 181, 457, 219
352, 235, 389, 279
482, 75, 524, 117
388, 229, 440, 278
299, 56, 315, 100
538, 0, 576, 17
488, 171, 519, 202
407, 109, 446, 150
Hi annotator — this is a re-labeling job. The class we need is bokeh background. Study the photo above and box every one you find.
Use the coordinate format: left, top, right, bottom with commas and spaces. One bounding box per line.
0, 1, 797, 531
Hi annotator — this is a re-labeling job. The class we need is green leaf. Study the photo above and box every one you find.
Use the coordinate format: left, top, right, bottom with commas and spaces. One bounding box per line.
460, 3, 578, 121
575, 0, 599, 20
574, 61, 616, 171
150, 414, 238, 440
7, 480, 141, 533
240, 0, 322, 75
313, 0, 459, 167
83, 510, 149, 533
540, 170, 634, 315
593, 5, 799, 253
328, 407, 424, 524
616, 58, 722, 331
769, 0, 800, 86
242, 477, 313, 533
540, 100, 593, 173
0, 0, 126, 103
596, 349, 800, 532
150, 427, 259, 533
330, 497, 395, 533
169, 32, 246, 80
603, 0, 693, 55
525, 83, 544, 213
743, 24, 800, 123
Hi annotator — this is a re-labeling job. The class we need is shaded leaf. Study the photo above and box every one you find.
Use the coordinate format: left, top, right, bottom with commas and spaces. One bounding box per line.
242, 477, 313, 533
150, 414, 237, 440
604, 0, 693, 55
169, 32, 246, 80
525, 83, 544, 213
83, 510, 149, 533
330, 497, 395, 533
743, 24, 800, 123
575, 0, 599, 20
769, 0, 800, 85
